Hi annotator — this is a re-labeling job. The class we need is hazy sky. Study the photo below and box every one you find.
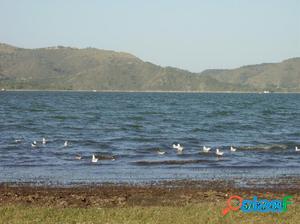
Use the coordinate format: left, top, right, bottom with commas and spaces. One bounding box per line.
0, 0, 299, 72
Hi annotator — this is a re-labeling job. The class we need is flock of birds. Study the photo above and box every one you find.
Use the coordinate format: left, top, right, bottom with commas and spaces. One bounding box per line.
171, 144, 300, 155
31, 138, 69, 148
20, 138, 300, 163
171, 143, 235, 156
28, 137, 121, 163
29, 138, 101, 163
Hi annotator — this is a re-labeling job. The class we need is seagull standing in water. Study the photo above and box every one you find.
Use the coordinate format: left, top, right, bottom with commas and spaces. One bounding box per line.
31, 141, 37, 148
177, 145, 184, 152
75, 155, 82, 160
296, 146, 300, 152
172, 144, 180, 149
203, 146, 211, 152
173, 144, 184, 152
92, 154, 98, 163
216, 148, 224, 156
64, 141, 68, 147
230, 146, 237, 152
157, 150, 166, 155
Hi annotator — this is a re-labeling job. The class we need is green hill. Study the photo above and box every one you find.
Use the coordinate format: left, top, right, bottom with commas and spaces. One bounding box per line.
200, 58, 300, 92
0, 43, 299, 92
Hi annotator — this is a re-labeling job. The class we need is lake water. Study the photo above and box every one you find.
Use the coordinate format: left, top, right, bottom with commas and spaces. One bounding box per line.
1, 91, 300, 185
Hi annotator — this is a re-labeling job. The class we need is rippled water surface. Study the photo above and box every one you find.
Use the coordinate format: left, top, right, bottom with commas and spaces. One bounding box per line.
0, 92, 300, 184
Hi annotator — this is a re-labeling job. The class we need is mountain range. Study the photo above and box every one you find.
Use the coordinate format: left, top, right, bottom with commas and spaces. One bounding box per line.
0, 43, 299, 92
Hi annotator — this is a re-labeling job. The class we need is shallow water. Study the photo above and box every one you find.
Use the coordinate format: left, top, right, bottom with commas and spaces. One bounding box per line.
0, 92, 300, 185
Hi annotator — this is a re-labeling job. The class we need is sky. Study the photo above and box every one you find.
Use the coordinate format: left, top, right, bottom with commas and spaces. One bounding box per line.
0, 0, 299, 72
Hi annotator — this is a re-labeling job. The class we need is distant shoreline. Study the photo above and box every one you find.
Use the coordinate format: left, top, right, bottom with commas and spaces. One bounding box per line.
2, 89, 300, 93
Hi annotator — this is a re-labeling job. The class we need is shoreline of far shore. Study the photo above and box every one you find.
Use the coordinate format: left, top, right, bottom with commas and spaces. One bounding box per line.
1, 89, 300, 93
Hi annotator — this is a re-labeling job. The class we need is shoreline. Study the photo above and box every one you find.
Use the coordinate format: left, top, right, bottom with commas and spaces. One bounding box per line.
1, 179, 300, 208
2, 175, 300, 189
2, 89, 300, 93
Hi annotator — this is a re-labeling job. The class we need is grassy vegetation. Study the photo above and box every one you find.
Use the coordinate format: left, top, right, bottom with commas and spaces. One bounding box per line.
1, 202, 298, 224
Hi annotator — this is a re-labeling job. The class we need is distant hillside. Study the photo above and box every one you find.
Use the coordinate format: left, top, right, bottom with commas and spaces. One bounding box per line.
200, 58, 300, 92
0, 43, 299, 92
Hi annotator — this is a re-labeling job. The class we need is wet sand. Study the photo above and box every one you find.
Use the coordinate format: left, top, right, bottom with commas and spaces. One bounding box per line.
1, 178, 300, 208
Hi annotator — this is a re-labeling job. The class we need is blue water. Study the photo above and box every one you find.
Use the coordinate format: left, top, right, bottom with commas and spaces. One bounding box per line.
0, 92, 300, 185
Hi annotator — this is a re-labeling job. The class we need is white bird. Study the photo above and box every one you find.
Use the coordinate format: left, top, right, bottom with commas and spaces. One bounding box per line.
230, 146, 237, 152
296, 146, 300, 152
42, 138, 46, 145
157, 150, 166, 155
75, 155, 82, 160
31, 141, 37, 147
177, 146, 184, 152
173, 143, 183, 151
172, 144, 180, 149
64, 141, 68, 147
216, 148, 224, 156
92, 154, 98, 163
203, 146, 211, 152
